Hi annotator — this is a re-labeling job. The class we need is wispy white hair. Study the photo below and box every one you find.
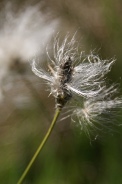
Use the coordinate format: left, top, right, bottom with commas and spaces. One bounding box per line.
72, 85, 122, 135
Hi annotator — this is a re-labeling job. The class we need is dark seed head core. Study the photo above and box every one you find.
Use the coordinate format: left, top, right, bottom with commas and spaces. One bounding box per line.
56, 57, 73, 108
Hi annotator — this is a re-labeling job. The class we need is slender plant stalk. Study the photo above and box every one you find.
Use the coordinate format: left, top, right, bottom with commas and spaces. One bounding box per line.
17, 108, 61, 184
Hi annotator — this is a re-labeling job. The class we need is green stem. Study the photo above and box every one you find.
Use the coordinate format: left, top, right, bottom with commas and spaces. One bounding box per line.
17, 108, 61, 184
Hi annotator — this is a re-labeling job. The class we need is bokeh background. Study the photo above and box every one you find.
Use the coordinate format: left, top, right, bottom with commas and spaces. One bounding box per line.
0, 0, 122, 183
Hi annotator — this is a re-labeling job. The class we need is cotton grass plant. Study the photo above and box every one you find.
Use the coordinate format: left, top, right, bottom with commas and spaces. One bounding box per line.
0, 4, 57, 101
17, 34, 122, 183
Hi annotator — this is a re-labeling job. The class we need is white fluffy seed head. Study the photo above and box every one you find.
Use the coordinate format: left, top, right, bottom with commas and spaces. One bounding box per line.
32, 34, 116, 106
32, 34, 122, 134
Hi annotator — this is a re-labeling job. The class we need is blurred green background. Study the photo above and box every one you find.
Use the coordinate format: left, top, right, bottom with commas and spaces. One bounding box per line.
0, 0, 122, 183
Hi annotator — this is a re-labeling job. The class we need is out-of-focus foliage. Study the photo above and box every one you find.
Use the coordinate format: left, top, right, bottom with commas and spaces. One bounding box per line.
0, 0, 122, 184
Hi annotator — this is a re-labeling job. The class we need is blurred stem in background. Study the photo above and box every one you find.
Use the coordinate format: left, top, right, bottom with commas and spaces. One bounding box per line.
20, 74, 51, 121
17, 108, 61, 184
